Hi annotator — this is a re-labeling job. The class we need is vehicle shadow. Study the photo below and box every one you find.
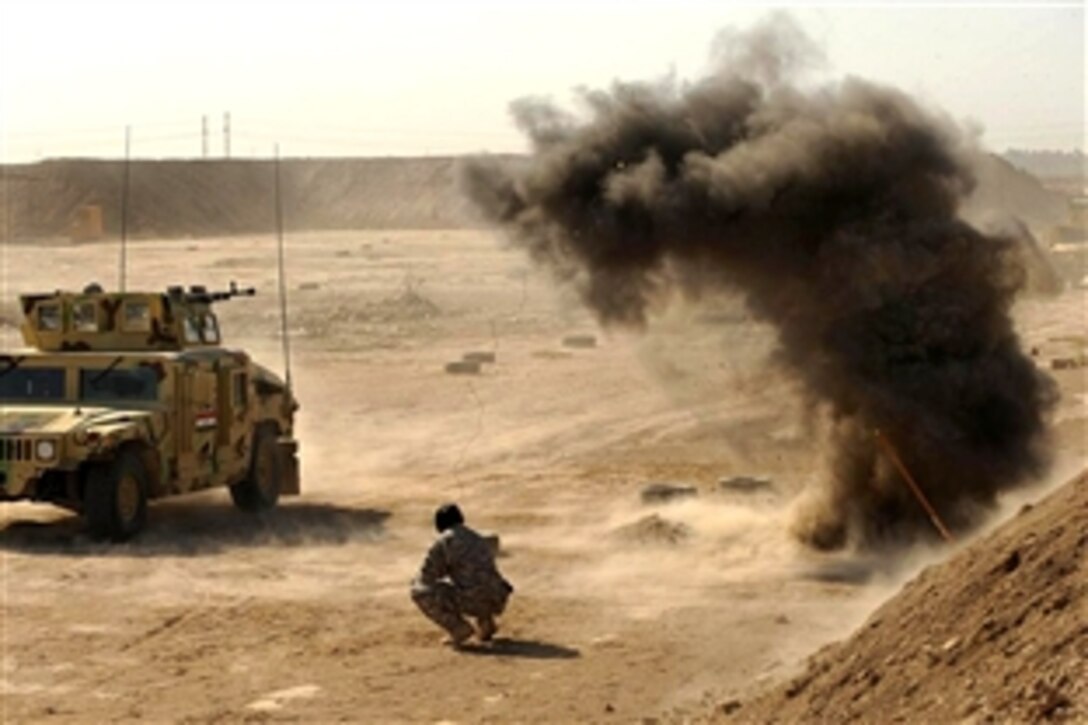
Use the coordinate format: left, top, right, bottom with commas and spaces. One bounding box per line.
457, 637, 581, 659
0, 499, 390, 557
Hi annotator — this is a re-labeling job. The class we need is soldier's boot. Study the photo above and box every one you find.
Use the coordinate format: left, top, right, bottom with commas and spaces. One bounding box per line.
444, 619, 475, 647
477, 616, 498, 642
412, 584, 473, 646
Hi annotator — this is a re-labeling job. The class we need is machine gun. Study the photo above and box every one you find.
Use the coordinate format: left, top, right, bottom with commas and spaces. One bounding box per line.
168, 281, 257, 305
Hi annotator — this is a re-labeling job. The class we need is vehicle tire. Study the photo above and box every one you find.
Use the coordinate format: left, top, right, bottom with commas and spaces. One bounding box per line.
84, 446, 149, 542
230, 425, 282, 512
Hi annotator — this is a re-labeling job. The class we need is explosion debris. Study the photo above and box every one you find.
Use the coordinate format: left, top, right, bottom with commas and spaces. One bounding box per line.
464, 15, 1057, 549
612, 513, 692, 546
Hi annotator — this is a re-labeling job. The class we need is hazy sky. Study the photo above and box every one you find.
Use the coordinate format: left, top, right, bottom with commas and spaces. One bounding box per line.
0, 1, 1083, 162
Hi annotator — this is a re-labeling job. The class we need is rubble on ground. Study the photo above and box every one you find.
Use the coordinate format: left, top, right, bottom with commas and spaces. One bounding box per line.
612, 514, 692, 546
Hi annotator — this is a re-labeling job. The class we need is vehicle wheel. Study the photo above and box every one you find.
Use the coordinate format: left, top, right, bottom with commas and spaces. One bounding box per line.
230, 425, 281, 512
84, 447, 149, 542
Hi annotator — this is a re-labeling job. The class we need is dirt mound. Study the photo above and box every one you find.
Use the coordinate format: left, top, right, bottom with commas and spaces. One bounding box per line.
962, 153, 1069, 229
0, 152, 1062, 242
1003, 149, 1088, 181
0, 156, 519, 240
713, 470, 1087, 723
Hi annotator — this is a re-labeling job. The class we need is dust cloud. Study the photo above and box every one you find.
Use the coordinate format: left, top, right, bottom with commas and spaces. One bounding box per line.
463, 14, 1058, 550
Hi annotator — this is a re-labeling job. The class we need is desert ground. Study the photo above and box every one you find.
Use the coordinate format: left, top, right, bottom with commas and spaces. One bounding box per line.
1, 230, 1085, 722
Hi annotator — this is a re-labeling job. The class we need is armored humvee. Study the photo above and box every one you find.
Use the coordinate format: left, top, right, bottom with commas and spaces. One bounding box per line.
0, 282, 299, 540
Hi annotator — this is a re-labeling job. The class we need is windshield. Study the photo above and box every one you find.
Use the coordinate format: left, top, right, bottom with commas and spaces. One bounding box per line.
80, 367, 159, 402
0, 367, 66, 401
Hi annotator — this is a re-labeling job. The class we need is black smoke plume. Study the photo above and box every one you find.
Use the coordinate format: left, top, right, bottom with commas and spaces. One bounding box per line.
463, 16, 1057, 549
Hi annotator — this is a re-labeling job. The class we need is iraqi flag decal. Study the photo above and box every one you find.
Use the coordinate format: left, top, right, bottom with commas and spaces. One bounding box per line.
195, 408, 218, 431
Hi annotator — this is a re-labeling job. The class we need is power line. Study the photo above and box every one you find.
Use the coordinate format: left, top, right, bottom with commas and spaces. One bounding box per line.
4, 120, 196, 140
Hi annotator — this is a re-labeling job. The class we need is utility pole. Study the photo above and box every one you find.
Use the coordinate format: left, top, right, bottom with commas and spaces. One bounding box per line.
223, 112, 231, 159
119, 125, 131, 292
274, 144, 292, 393
202, 115, 208, 158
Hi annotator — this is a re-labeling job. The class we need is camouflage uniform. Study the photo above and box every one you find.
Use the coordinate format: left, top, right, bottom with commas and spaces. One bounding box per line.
411, 524, 513, 643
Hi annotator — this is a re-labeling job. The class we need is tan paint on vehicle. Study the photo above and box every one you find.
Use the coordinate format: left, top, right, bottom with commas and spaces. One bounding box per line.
0, 285, 299, 511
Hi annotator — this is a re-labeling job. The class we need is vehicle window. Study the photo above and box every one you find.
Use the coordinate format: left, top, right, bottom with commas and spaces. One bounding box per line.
201, 315, 220, 344
80, 367, 159, 401
123, 301, 151, 332
73, 300, 98, 332
0, 368, 66, 400
37, 304, 61, 332
183, 316, 201, 344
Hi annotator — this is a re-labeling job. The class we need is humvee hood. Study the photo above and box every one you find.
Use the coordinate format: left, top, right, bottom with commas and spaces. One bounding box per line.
0, 406, 151, 435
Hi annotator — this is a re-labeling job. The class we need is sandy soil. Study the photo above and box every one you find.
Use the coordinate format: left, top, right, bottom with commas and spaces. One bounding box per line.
1, 230, 1085, 722
705, 469, 1086, 724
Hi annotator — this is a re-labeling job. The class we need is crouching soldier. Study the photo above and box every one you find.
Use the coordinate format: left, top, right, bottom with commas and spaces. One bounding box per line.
411, 503, 514, 646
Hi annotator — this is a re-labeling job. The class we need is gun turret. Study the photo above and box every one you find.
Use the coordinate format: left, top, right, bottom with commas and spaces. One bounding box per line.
19, 282, 257, 352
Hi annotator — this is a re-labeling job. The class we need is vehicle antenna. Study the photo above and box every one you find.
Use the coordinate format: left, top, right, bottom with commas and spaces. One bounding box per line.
274, 144, 293, 393
119, 124, 131, 291
874, 429, 954, 544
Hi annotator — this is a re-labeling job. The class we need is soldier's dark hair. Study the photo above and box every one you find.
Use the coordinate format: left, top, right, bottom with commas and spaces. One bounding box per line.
435, 503, 464, 532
